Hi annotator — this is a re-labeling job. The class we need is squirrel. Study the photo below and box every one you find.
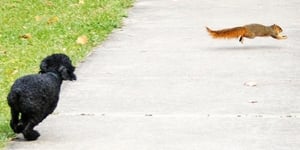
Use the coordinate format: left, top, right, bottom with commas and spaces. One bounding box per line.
206, 24, 287, 43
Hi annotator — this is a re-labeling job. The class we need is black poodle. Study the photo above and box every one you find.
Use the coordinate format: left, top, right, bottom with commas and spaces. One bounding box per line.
7, 53, 76, 141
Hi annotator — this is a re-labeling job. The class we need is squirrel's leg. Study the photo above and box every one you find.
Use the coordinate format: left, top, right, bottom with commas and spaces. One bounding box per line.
271, 34, 287, 40
239, 36, 244, 44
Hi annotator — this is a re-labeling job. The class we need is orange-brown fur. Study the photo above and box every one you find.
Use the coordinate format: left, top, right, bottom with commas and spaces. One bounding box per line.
206, 24, 287, 43
206, 27, 247, 39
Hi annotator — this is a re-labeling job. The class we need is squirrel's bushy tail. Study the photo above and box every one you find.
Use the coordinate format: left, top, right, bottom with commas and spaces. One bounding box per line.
206, 26, 246, 39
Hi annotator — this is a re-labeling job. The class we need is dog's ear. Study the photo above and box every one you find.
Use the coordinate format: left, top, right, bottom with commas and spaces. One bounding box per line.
40, 59, 56, 73
39, 61, 48, 73
58, 66, 77, 81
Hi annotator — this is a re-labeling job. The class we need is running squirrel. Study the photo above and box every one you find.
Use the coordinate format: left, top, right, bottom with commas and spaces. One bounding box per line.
206, 24, 287, 43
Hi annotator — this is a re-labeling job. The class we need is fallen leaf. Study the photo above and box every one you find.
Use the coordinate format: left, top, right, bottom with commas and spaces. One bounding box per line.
19, 33, 32, 39
0, 50, 7, 55
45, 0, 53, 6
76, 35, 88, 45
47, 16, 59, 24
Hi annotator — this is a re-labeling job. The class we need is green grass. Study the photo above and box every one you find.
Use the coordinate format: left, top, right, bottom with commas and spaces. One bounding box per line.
0, 0, 133, 148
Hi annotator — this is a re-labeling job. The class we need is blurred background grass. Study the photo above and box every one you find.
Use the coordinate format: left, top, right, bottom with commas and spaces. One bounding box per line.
0, 0, 133, 148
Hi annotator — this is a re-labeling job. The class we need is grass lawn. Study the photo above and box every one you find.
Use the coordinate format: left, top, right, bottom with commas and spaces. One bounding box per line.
0, 0, 133, 148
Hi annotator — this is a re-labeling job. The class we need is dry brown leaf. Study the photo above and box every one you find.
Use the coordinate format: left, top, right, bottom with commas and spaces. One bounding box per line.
19, 33, 32, 39
47, 16, 59, 24
76, 35, 88, 45
0, 50, 7, 55
45, 0, 53, 6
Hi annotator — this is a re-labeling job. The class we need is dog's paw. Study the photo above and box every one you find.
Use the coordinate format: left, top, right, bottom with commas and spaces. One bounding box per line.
23, 130, 40, 141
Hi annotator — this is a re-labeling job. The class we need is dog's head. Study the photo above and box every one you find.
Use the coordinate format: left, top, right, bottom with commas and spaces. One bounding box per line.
40, 53, 77, 81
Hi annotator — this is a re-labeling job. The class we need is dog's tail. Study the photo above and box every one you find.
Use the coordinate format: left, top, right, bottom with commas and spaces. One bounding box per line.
7, 88, 21, 107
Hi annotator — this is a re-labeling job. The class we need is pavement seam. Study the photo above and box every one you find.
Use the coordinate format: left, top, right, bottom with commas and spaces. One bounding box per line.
51, 112, 299, 118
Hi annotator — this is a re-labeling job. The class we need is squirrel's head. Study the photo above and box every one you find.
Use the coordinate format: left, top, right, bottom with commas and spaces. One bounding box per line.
271, 24, 283, 33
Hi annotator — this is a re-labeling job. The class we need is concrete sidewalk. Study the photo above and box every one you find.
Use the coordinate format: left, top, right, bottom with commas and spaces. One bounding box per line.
7, 0, 300, 149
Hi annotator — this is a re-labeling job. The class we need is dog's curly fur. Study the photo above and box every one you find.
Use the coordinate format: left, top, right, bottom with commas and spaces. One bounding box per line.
7, 53, 76, 141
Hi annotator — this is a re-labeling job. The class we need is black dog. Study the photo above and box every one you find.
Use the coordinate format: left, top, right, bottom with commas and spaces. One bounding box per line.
7, 53, 76, 141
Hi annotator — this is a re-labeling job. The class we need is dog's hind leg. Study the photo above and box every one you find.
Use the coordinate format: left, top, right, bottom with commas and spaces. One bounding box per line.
10, 108, 24, 133
22, 115, 41, 141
